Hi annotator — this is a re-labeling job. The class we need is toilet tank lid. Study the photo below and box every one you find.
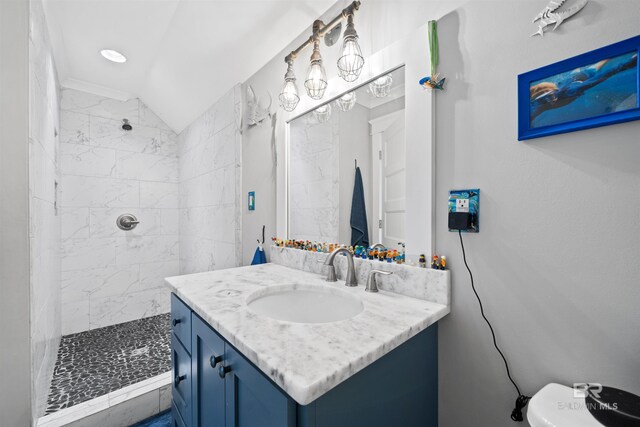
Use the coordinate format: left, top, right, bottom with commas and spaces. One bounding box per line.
527, 383, 604, 427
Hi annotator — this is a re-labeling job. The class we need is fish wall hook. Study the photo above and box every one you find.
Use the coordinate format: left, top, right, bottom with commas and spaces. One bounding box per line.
419, 20, 445, 90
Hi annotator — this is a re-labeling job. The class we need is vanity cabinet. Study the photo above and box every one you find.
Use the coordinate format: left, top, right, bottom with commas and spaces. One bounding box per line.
171, 293, 438, 427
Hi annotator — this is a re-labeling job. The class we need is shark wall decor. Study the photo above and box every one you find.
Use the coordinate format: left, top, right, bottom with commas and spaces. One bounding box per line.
531, 0, 588, 37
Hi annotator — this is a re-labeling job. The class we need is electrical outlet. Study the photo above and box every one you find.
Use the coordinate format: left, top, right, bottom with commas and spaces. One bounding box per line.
456, 198, 470, 212
449, 189, 480, 232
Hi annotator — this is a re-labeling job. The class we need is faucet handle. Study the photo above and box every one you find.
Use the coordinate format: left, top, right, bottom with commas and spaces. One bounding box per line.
365, 270, 393, 293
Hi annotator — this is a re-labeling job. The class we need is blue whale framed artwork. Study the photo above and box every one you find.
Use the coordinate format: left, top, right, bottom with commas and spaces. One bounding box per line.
518, 35, 640, 141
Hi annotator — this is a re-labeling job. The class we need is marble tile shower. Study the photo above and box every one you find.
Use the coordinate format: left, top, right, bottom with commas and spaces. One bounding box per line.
178, 85, 243, 275
59, 89, 180, 335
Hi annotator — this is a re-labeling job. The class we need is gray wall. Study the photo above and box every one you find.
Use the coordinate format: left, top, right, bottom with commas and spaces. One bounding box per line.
0, 0, 32, 424
435, 2, 640, 426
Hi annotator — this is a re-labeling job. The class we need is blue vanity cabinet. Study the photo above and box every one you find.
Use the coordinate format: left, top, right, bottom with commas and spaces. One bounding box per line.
190, 312, 295, 427
222, 342, 296, 427
171, 293, 438, 427
191, 313, 226, 426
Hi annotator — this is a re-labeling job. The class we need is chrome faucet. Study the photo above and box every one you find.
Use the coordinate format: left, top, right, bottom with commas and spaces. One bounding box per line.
324, 247, 358, 286
365, 270, 393, 293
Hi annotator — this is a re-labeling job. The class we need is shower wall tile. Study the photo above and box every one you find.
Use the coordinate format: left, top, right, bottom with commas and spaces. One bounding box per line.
139, 103, 172, 132
139, 260, 180, 289
160, 209, 180, 236
29, 0, 62, 416
89, 288, 169, 330
90, 116, 177, 157
61, 88, 139, 123
61, 238, 117, 271
115, 151, 178, 182
59, 110, 90, 145
178, 85, 242, 275
59, 142, 117, 178
61, 265, 140, 303
60, 208, 90, 241
60, 89, 179, 333
60, 175, 139, 208
61, 299, 90, 336
140, 182, 179, 208
289, 115, 340, 242
115, 235, 179, 266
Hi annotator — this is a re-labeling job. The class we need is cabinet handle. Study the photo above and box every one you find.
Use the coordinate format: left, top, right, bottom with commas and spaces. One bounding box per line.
210, 354, 223, 368
174, 374, 186, 387
218, 365, 231, 378
172, 318, 181, 327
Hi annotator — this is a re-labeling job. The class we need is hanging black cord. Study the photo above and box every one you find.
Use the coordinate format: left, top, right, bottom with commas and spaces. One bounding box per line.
458, 230, 531, 422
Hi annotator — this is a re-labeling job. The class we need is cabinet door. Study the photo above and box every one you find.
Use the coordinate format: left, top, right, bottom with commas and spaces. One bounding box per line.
221, 344, 296, 427
192, 314, 226, 427
172, 334, 192, 426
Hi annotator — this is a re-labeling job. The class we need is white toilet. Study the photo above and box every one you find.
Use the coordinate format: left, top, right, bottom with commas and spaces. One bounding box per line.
527, 383, 604, 426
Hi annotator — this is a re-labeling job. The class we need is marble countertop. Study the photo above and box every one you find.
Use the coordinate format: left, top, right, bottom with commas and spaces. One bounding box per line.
165, 263, 450, 405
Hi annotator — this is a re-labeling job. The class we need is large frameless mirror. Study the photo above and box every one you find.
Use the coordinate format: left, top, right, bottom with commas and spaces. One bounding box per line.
288, 66, 405, 249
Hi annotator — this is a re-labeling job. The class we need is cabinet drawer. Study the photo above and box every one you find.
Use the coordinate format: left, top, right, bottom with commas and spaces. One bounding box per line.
171, 293, 192, 354
172, 334, 192, 426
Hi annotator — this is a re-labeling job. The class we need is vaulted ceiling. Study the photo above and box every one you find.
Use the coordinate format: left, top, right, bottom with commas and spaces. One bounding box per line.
44, 0, 337, 133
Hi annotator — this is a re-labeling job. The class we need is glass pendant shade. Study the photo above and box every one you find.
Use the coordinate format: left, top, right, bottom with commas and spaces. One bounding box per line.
368, 74, 393, 98
336, 91, 356, 112
337, 36, 364, 82
314, 103, 332, 123
279, 61, 300, 112
304, 43, 328, 100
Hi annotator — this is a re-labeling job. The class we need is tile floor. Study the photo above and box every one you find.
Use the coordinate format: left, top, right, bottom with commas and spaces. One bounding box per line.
45, 314, 171, 415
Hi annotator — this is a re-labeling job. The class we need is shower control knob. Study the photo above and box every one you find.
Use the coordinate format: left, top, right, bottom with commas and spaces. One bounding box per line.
116, 214, 140, 231
210, 354, 223, 368
218, 365, 231, 378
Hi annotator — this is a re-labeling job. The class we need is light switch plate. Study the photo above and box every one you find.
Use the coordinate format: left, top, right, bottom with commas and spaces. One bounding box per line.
449, 189, 479, 232
248, 191, 255, 211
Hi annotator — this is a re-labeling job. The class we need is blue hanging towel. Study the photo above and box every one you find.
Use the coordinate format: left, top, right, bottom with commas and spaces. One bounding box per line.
251, 243, 267, 265
350, 166, 370, 248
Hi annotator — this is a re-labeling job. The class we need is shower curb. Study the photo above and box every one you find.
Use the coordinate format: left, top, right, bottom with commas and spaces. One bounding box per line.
36, 372, 171, 427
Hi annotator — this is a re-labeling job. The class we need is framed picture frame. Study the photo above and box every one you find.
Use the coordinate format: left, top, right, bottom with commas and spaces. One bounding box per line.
518, 35, 640, 141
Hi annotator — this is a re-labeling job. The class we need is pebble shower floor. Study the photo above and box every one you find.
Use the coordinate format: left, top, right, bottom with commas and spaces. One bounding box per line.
44, 314, 171, 415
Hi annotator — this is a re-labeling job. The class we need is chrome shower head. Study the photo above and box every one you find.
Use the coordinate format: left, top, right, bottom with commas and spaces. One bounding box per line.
121, 119, 133, 131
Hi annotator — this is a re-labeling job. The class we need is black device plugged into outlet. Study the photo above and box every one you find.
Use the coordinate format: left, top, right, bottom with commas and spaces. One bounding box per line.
448, 212, 473, 231
448, 189, 479, 232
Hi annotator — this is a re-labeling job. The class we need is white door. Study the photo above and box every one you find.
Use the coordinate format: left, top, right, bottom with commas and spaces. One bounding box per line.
371, 110, 405, 248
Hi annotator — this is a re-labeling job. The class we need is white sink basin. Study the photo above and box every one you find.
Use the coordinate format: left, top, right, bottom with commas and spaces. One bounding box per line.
246, 284, 364, 324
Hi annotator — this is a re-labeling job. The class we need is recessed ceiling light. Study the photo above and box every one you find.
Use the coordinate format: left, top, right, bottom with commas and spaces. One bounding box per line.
100, 49, 127, 63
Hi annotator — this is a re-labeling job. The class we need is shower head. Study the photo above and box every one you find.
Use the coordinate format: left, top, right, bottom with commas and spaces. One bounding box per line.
122, 119, 133, 131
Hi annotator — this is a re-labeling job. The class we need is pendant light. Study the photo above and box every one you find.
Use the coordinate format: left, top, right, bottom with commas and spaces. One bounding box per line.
304, 40, 328, 100
279, 60, 300, 112
314, 103, 332, 123
336, 91, 356, 112
368, 74, 393, 98
337, 14, 364, 82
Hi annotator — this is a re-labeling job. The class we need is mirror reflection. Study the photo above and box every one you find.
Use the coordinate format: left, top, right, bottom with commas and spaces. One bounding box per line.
289, 66, 405, 248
